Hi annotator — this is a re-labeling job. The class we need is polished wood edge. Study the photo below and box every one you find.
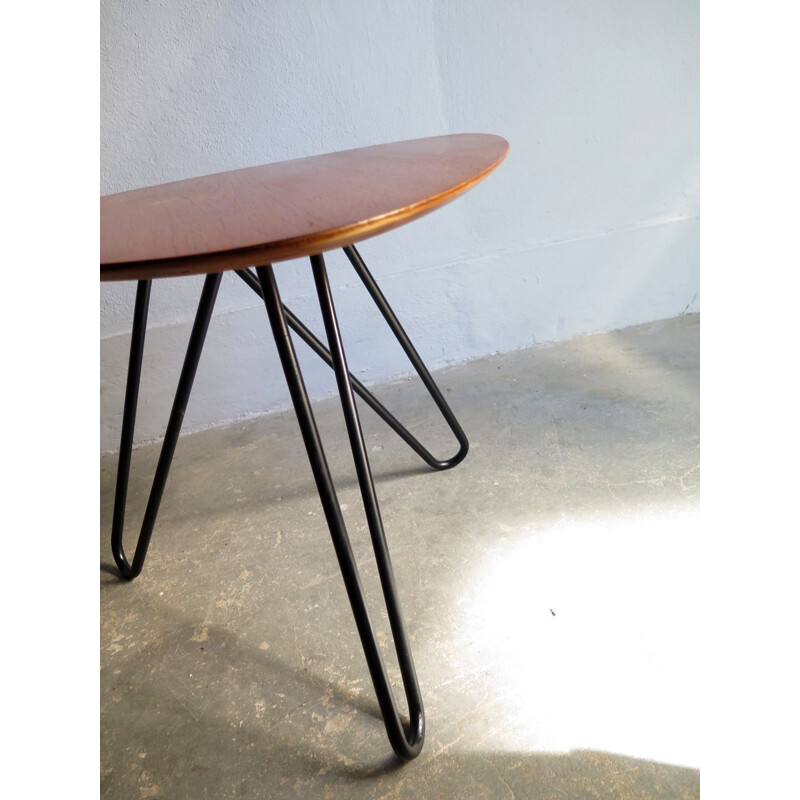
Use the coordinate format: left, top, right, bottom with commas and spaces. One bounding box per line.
100, 140, 509, 281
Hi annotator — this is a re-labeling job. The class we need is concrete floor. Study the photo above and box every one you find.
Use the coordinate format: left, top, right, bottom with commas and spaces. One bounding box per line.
100, 313, 700, 799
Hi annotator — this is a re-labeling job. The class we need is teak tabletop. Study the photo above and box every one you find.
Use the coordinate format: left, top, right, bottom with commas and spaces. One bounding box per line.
100, 134, 509, 281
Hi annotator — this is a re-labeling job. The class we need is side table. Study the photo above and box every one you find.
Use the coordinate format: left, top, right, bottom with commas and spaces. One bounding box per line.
101, 133, 509, 760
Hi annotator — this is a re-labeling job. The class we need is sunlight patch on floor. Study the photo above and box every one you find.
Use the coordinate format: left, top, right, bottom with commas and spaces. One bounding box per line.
462, 506, 701, 768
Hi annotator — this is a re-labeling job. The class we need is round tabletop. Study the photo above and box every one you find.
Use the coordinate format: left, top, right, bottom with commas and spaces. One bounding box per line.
100, 134, 508, 281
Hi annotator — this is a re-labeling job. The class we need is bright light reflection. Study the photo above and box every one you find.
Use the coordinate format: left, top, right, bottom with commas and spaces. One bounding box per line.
463, 507, 701, 768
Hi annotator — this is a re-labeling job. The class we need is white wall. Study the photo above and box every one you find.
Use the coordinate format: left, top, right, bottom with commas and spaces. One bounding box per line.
101, 0, 699, 452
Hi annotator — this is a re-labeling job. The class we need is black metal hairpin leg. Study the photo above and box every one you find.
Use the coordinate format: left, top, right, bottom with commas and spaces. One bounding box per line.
343, 243, 468, 468
235, 244, 468, 470
111, 273, 222, 579
256, 259, 424, 761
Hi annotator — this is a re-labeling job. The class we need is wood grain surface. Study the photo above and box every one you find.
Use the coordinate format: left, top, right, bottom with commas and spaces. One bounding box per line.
101, 134, 509, 281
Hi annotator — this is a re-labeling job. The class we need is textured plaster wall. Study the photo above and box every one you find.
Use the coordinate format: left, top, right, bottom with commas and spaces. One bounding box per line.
100, 0, 699, 451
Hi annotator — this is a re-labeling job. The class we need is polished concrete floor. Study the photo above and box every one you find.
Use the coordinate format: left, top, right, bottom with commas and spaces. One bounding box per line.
100, 313, 700, 799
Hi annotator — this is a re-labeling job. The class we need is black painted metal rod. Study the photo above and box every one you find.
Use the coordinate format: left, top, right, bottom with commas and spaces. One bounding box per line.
256, 260, 424, 761
111, 272, 222, 579
236, 254, 467, 470
343, 243, 468, 468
